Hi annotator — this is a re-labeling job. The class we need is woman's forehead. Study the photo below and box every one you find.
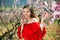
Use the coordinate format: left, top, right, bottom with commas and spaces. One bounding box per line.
23, 8, 30, 11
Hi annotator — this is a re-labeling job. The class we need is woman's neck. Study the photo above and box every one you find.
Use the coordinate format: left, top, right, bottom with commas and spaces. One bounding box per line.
27, 18, 31, 21
26, 18, 32, 23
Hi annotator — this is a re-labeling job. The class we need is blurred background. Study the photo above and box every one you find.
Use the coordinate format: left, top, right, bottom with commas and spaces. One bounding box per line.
0, 0, 60, 40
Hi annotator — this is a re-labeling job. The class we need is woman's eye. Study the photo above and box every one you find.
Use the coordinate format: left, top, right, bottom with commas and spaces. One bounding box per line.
23, 11, 25, 13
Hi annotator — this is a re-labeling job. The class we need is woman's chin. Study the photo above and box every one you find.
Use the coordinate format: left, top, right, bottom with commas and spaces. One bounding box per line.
24, 17, 27, 19
25, 17, 30, 19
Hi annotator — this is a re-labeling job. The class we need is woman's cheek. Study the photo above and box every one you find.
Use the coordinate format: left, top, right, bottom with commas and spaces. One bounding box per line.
24, 15, 27, 18
27, 13, 30, 17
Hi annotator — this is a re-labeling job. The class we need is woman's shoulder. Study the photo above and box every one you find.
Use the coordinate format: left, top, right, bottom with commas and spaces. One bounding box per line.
32, 18, 40, 24
25, 18, 40, 25
32, 18, 39, 22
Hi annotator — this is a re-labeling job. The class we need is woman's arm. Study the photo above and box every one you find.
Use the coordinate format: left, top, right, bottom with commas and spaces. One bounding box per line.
40, 11, 48, 38
17, 18, 25, 39
41, 11, 48, 30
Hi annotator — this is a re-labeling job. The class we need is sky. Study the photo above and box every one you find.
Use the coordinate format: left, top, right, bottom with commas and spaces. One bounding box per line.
0, 0, 27, 7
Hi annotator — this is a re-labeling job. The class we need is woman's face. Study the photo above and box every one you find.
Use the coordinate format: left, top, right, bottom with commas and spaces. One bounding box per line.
23, 8, 31, 19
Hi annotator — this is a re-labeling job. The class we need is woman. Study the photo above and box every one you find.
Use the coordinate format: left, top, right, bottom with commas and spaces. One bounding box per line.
17, 5, 48, 40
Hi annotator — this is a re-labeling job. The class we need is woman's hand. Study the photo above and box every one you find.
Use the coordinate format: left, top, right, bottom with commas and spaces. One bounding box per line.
41, 11, 48, 24
41, 11, 48, 31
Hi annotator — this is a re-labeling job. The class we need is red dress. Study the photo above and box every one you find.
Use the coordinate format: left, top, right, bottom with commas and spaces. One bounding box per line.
17, 22, 46, 40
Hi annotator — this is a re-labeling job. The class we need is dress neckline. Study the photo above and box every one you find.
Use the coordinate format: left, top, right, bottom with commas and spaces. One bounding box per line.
24, 22, 40, 25
24, 18, 39, 25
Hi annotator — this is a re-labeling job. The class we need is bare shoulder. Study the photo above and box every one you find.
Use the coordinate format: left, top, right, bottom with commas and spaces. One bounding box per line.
32, 18, 39, 22
26, 18, 39, 24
